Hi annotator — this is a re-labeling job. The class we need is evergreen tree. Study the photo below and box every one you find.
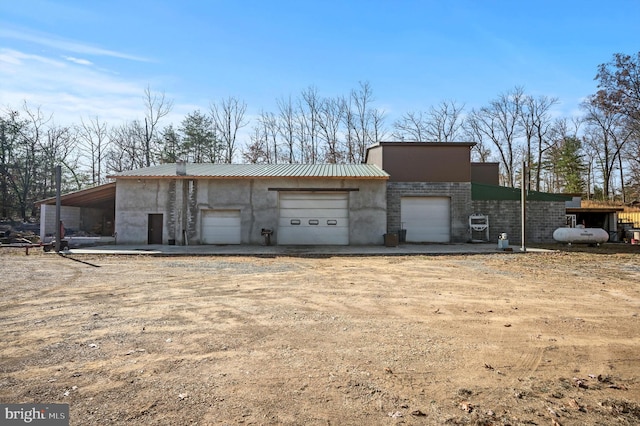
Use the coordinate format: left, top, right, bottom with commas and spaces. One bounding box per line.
551, 137, 586, 193
158, 124, 183, 163
180, 110, 218, 163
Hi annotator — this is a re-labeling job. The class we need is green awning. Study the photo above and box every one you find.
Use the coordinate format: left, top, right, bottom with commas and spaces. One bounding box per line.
472, 183, 572, 201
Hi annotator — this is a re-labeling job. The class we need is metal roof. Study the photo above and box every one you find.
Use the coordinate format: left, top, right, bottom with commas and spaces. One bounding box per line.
108, 163, 389, 179
35, 182, 116, 207
372, 141, 476, 146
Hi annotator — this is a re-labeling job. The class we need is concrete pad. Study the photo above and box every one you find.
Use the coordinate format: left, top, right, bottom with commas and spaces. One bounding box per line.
64, 243, 553, 257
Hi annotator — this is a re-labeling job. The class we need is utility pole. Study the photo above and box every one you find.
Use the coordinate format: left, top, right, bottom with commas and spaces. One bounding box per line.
55, 165, 61, 252
0, 123, 7, 218
521, 160, 527, 252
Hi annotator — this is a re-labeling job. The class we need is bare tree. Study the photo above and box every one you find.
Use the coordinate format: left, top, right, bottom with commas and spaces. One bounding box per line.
463, 120, 492, 162
258, 111, 279, 164
520, 95, 559, 190
0, 104, 86, 219
142, 86, 173, 167
242, 125, 269, 164
317, 97, 344, 163
594, 52, 640, 200
370, 107, 387, 147
341, 95, 357, 163
9, 103, 50, 219
210, 96, 248, 163
0, 110, 20, 218
106, 121, 147, 173
277, 96, 297, 163
582, 97, 634, 200
392, 111, 428, 141
350, 81, 376, 163
297, 87, 321, 163
425, 100, 465, 142
40, 123, 82, 194
623, 136, 640, 201
103, 88, 171, 173
594, 52, 640, 129
392, 101, 463, 142
79, 116, 110, 185
466, 87, 525, 187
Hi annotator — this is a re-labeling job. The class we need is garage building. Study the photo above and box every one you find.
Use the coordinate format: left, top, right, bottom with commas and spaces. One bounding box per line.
39, 142, 570, 246
365, 142, 476, 243
109, 163, 388, 246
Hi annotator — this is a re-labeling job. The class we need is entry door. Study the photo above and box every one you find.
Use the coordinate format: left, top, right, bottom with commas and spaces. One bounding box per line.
148, 214, 163, 244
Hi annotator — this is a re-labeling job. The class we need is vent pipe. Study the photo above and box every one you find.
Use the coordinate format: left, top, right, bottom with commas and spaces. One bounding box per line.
176, 160, 187, 176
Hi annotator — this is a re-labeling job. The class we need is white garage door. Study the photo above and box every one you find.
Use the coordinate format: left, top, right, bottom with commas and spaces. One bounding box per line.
201, 209, 241, 244
400, 197, 450, 243
278, 192, 349, 245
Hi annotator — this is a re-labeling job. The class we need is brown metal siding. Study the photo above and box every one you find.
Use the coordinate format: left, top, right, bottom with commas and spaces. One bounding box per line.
380, 144, 473, 182
470, 163, 500, 185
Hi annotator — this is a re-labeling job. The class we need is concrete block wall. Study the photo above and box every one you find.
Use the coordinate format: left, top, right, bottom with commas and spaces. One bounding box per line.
196, 178, 266, 245
165, 179, 198, 245
187, 180, 198, 242
116, 177, 387, 245
80, 207, 113, 235
167, 179, 177, 242
196, 177, 388, 245
115, 179, 171, 244
387, 182, 472, 243
40, 204, 81, 237
472, 200, 566, 244
40, 205, 110, 238
348, 180, 387, 245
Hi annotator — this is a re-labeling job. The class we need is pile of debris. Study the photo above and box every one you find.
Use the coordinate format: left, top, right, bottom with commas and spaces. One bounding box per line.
0, 221, 41, 245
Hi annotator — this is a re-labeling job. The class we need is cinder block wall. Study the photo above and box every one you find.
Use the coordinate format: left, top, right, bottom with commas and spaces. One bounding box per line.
117, 177, 387, 245
387, 182, 472, 243
472, 200, 566, 243
40, 204, 81, 237
115, 179, 170, 244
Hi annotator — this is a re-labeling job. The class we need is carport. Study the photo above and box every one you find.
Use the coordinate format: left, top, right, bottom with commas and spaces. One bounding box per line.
566, 206, 624, 241
36, 182, 116, 240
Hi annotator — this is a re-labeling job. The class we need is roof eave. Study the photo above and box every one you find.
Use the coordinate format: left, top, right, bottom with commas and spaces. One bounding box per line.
566, 207, 625, 213
109, 175, 389, 180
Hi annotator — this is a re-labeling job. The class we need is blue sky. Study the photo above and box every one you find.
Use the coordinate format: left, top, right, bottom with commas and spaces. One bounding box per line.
1, 0, 639, 127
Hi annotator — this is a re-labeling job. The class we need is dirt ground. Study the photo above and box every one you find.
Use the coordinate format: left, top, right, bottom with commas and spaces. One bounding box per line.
1, 248, 639, 425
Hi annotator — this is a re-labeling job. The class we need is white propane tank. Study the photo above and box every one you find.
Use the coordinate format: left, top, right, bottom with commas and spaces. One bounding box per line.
552, 227, 609, 244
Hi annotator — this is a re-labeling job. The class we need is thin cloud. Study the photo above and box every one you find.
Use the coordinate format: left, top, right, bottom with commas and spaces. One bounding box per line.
63, 56, 93, 66
0, 26, 150, 62
0, 48, 65, 72
0, 46, 195, 127
0, 48, 148, 124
